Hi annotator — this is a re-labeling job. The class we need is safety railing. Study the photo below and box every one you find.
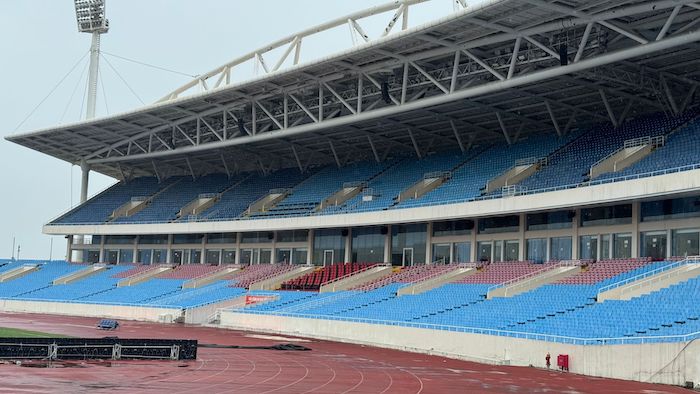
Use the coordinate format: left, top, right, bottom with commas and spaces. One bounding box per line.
46, 162, 700, 225
624, 135, 665, 149
597, 256, 700, 296
515, 157, 547, 166
319, 263, 388, 289
486, 262, 562, 294
226, 309, 700, 345
397, 263, 474, 290
342, 181, 367, 188
424, 171, 451, 180
501, 184, 528, 197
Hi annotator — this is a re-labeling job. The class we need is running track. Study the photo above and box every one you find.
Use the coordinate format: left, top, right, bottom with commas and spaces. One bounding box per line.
0, 313, 690, 393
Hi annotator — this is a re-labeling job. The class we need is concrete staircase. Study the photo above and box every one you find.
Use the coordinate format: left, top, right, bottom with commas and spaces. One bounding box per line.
484, 157, 546, 193
598, 258, 700, 302
487, 263, 581, 299
0, 264, 39, 283
53, 264, 107, 285
590, 136, 664, 179
183, 267, 239, 289
248, 266, 315, 291
117, 265, 174, 287
317, 182, 366, 211
397, 265, 476, 296
245, 188, 291, 216
319, 264, 392, 293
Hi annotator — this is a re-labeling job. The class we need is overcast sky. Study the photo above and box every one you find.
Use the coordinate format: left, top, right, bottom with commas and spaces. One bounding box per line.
0, 0, 460, 259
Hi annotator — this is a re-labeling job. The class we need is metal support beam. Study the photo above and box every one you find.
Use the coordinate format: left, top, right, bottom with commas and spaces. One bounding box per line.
367, 136, 381, 162
544, 101, 562, 136
495, 113, 512, 145
407, 128, 422, 158
449, 120, 465, 153
599, 89, 618, 127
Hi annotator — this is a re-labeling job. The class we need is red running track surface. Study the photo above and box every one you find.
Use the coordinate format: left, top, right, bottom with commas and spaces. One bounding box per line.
0, 313, 690, 394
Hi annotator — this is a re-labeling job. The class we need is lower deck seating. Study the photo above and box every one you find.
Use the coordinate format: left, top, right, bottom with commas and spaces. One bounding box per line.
280, 262, 376, 290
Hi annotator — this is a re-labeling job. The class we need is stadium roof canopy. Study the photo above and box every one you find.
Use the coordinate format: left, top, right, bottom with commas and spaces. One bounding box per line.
6, 0, 700, 180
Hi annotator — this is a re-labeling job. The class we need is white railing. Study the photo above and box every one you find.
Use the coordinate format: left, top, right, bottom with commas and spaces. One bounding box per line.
47, 162, 700, 226
397, 263, 474, 290
320, 263, 389, 289
229, 309, 700, 346
424, 171, 451, 180
501, 184, 528, 197
486, 262, 561, 294
184, 265, 239, 288
624, 135, 665, 149
515, 157, 547, 166
596, 257, 699, 295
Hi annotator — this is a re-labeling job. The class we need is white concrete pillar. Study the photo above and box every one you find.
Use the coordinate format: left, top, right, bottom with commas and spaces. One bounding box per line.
66, 236, 73, 263
307, 229, 314, 265
518, 213, 526, 261
344, 228, 352, 262
200, 235, 207, 264
470, 220, 478, 262
425, 222, 433, 264
235, 233, 241, 265
383, 225, 391, 264
631, 201, 640, 258
571, 209, 580, 259
132, 236, 138, 264
166, 234, 173, 264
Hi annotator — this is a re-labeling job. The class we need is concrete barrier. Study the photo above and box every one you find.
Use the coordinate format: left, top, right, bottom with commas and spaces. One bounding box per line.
219, 311, 700, 387
0, 299, 181, 322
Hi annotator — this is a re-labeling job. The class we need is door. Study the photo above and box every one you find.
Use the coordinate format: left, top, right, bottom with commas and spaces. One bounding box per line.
323, 250, 334, 266
240, 249, 253, 265
402, 248, 414, 267
432, 244, 450, 264
171, 250, 183, 265
277, 249, 291, 264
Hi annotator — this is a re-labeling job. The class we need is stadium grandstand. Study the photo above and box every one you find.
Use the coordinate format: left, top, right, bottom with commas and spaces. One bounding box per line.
3, 0, 700, 390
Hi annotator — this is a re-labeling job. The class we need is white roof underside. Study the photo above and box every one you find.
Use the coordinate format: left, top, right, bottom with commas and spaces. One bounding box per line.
6, 0, 700, 179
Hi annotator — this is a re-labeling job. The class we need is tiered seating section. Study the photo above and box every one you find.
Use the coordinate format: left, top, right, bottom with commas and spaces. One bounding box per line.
280, 263, 375, 290
352, 264, 456, 291
230, 264, 297, 289
1, 259, 700, 342
50, 110, 700, 225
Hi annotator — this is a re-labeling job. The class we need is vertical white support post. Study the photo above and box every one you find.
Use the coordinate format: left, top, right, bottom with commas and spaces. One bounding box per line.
631, 201, 640, 258
425, 222, 433, 264
470, 220, 478, 262
307, 229, 314, 265
86, 32, 101, 120
345, 228, 352, 263
66, 236, 73, 263
384, 225, 392, 264
74, 160, 91, 262
571, 210, 580, 259
201, 235, 206, 264
518, 213, 526, 261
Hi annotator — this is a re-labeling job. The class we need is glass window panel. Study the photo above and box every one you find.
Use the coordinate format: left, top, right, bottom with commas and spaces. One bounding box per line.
391, 224, 426, 265
351, 227, 385, 263
172, 234, 204, 244
527, 238, 547, 263
579, 236, 598, 260
207, 233, 236, 244
641, 196, 700, 222
613, 233, 632, 258
477, 242, 492, 262
432, 244, 451, 264
527, 211, 573, 231
222, 250, 236, 264
672, 229, 699, 257
105, 250, 118, 264
550, 237, 572, 261
205, 250, 221, 265
601, 234, 611, 259
292, 248, 308, 265
478, 215, 519, 234
580, 204, 632, 227
86, 250, 100, 263
152, 249, 167, 264
453, 242, 471, 263
641, 231, 667, 260
504, 240, 519, 261
138, 235, 169, 245
313, 229, 346, 266
105, 235, 135, 245
137, 249, 152, 265
118, 249, 133, 264
432, 220, 473, 237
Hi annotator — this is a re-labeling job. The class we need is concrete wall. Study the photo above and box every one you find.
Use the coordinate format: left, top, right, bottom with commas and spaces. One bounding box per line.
0, 299, 181, 323
183, 296, 247, 324
219, 311, 700, 387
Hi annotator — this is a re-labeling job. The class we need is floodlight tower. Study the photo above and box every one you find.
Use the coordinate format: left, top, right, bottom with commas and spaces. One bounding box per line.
73, 0, 108, 261
75, 0, 109, 121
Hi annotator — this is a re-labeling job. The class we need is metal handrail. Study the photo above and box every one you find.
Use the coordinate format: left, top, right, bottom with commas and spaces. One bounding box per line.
486, 262, 562, 293
397, 263, 473, 289
320, 263, 388, 288
596, 257, 698, 294
46, 162, 700, 226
